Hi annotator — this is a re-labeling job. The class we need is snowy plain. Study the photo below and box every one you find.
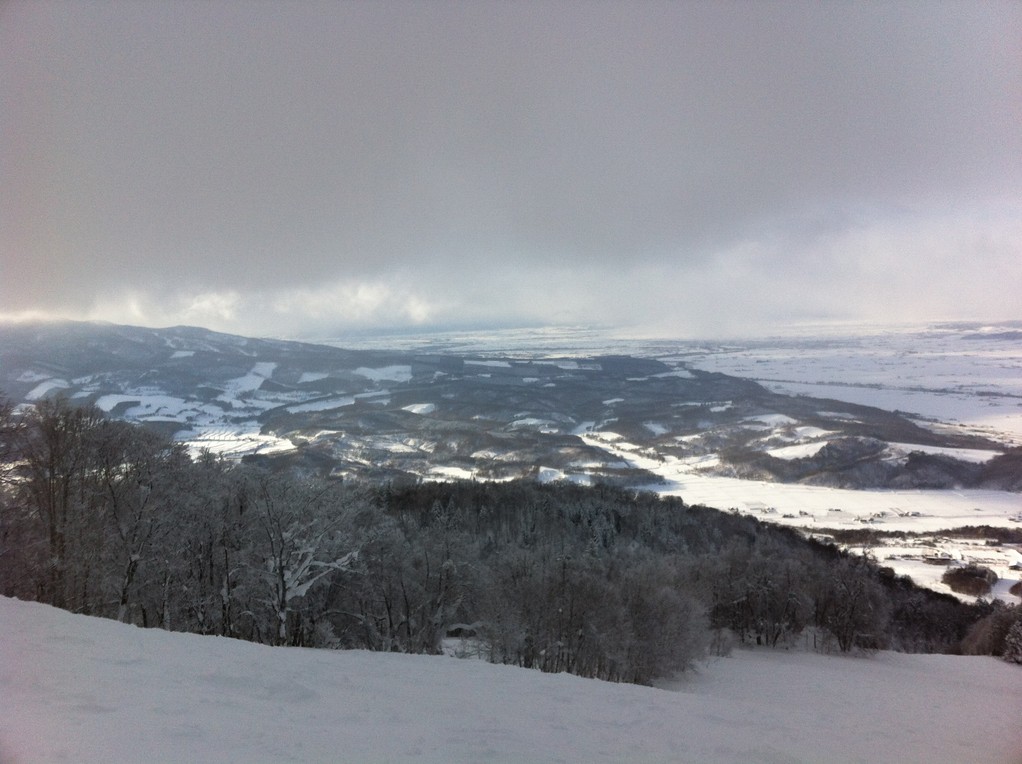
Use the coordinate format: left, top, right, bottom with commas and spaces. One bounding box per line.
334, 322, 1022, 446
675, 324, 1022, 444
2, 596, 1020, 764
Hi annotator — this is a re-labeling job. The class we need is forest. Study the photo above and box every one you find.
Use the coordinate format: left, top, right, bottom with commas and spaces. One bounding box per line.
1, 396, 1019, 685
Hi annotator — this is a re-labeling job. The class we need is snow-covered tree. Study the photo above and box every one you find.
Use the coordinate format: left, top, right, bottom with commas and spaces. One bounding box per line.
243, 471, 357, 645
814, 556, 889, 652
15, 397, 106, 611
1003, 617, 1022, 664
91, 420, 192, 623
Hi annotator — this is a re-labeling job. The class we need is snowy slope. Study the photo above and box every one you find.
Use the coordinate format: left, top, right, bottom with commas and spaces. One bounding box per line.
2, 597, 1020, 764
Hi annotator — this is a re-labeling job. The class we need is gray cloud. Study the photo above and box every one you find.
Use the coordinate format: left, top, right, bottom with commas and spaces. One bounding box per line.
2, 1, 1020, 337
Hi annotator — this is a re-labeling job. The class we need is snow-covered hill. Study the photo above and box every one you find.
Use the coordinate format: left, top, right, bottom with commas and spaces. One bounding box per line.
2, 319, 1021, 602
2, 597, 1020, 763
1, 320, 1013, 489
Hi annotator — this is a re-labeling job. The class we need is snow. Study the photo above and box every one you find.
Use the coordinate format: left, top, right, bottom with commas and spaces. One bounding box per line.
508, 417, 559, 433
425, 465, 476, 481
16, 370, 52, 383
884, 442, 1002, 464
766, 442, 828, 460
297, 371, 330, 384
354, 365, 412, 383
95, 393, 192, 417
221, 362, 277, 396
465, 359, 511, 368
402, 403, 437, 415
535, 359, 582, 370
286, 396, 355, 413
537, 465, 564, 482
170, 350, 194, 358
537, 466, 592, 485
375, 439, 420, 454
685, 327, 1022, 444
792, 425, 834, 439
355, 389, 390, 400
178, 425, 294, 458
772, 381, 1022, 442
24, 378, 69, 400
652, 368, 695, 378
744, 413, 798, 427
581, 431, 1022, 601
644, 422, 669, 436
2, 596, 1020, 764
584, 432, 1022, 531
523, 358, 602, 371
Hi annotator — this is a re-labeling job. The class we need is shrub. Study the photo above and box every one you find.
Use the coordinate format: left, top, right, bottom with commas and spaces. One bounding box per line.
942, 564, 997, 596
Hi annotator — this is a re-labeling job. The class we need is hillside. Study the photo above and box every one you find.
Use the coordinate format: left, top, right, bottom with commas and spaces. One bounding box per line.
2, 596, 1020, 764
3, 319, 1021, 604
0, 320, 1011, 489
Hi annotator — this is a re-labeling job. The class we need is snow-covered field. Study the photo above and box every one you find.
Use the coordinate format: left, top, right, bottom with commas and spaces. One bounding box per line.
179, 425, 295, 458
679, 324, 1022, 444
2, 596, 1020, 764
582, 431, 1022, 603
341, 322, 1022, 441
583, 432, 1021, 531
354, 364, 412, 383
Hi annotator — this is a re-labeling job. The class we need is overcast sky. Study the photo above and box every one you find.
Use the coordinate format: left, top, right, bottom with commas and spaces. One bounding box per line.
2, 1, 1020, 339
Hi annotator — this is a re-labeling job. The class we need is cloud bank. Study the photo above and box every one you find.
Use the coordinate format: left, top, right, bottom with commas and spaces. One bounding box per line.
2, 1, 1019, 338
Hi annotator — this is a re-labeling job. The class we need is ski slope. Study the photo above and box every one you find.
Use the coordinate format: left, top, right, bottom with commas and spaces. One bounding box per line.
2, 597, 1020, 764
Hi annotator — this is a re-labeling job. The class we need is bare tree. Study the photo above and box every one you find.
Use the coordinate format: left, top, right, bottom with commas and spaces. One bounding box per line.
15, 397, 106, 610
92, 420, 191, 622
243, 471, 357, 645
815, 556, 889, 652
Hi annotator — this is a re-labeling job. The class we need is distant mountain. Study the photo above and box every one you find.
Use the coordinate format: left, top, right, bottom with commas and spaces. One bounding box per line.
0, 320, 1014, 490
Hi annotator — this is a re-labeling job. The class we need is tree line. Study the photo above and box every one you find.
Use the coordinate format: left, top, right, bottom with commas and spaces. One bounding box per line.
1, 396, 1017, 684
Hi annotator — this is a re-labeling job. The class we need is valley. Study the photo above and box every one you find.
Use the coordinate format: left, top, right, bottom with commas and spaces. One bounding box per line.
1, 319, 1020, 603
